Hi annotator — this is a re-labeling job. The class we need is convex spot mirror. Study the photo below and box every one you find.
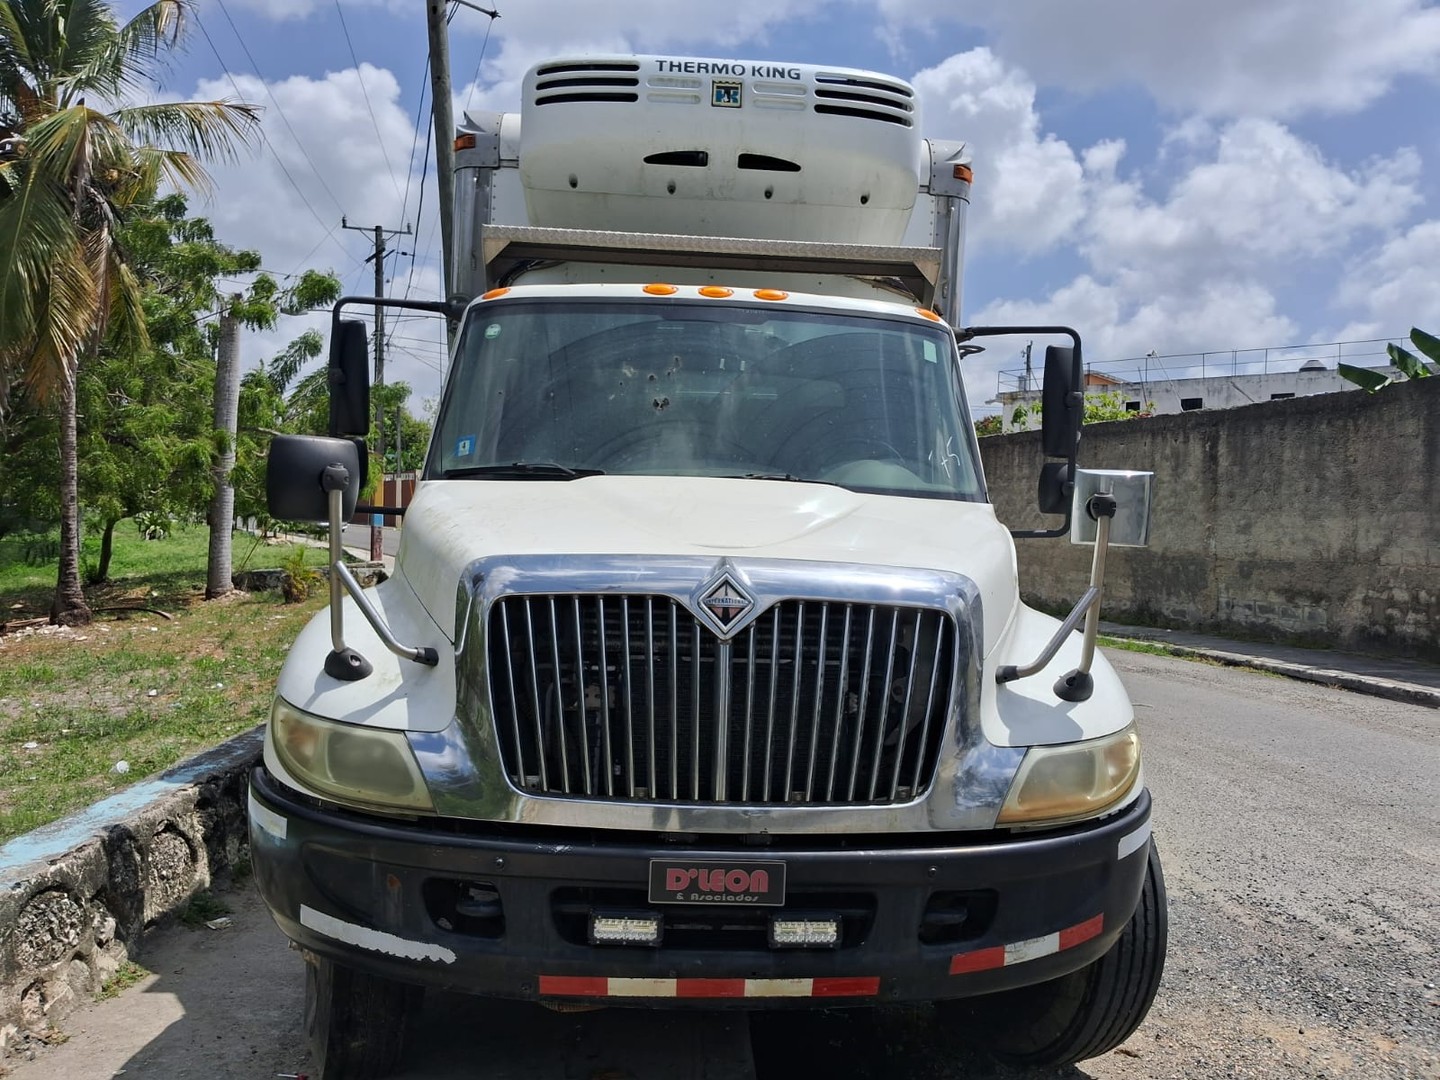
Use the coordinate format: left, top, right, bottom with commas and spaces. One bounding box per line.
1069, 468, 1154, 548
267, 435, 361, 523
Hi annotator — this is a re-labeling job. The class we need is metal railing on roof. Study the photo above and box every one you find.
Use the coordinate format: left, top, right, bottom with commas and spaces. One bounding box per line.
997, 336, 1405, 395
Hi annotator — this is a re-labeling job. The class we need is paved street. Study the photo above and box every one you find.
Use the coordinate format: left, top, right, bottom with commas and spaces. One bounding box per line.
10, 650, 1438, 1079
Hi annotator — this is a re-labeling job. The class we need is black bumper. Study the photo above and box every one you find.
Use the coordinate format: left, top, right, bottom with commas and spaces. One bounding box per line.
249, 767, 1152, 1007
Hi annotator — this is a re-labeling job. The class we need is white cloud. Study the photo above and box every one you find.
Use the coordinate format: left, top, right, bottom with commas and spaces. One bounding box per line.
956, 112, 1420, 389
878, 0, 1440, 117
184, 65, 449, 399
913, 49, 1086, 255
1333, 221, 1440, 340
1083, 120, 1421, 289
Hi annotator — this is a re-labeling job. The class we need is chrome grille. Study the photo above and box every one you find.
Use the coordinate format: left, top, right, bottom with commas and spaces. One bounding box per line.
488, 595, 954, 805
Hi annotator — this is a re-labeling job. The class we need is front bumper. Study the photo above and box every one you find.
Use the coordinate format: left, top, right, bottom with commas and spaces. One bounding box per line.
249, 767, 1152, 1006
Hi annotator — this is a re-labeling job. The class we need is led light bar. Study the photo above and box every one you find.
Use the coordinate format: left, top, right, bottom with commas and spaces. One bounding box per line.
589, 912, 663, 947
769, 915, 841, 949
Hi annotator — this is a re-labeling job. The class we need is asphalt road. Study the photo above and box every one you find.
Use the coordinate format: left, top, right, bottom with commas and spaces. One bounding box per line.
10, 651, 1438, 1079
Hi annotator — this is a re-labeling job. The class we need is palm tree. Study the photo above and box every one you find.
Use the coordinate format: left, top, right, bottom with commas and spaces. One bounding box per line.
0, 0, 259, 624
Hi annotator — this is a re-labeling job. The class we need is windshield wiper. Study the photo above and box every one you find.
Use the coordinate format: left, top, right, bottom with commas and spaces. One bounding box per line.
725, 472, 843, 487
441, 462, 606, 480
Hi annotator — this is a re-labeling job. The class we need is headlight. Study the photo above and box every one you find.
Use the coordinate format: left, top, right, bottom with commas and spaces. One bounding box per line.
270, 698, 434, 813
997, 724, 1140, 825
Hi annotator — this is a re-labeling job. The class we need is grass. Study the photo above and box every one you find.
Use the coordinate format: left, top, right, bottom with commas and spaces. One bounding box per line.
1097, 634, 1189, 659
0, 522, 327, 842
97, 960, 151, 1000
179, 890, 233, 929
0, 522, 311, 616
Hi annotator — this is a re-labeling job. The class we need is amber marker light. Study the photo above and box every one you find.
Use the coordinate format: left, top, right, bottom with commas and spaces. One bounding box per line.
455, 133, 477, 151
753, 288, 789, 301
481, 287, 510, 301
915, 308, 943, 322
698, 286, 734, 298
954, 163, 974, 184
644, 283, 679, 295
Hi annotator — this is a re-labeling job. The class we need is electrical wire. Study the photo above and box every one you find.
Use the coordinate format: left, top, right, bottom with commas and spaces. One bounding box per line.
399, 54, 431, 238
461, 10, 499, 117
333, 0, 404, 205
193, 13, 349, 262
211, 0, 348, 218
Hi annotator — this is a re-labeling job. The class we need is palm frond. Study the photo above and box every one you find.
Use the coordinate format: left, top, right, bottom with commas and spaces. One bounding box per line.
0, 3, 40, 116
132, 146, 209, 197
62, 1, 191, 102
111, 100, 261, 163
0, 160, 87, 368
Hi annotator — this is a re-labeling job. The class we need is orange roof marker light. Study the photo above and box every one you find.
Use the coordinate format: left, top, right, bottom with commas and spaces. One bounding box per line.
698, 286, 734, 298
954, 163, 974, 184
915, 307, 943, 322
455, 133, 477, 151
481, 287, 511, 301
643, 283, 679, 295
753, 288, 789, 301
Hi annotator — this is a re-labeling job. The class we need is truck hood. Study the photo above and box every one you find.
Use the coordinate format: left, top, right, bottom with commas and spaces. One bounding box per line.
396, 476, 1019, 655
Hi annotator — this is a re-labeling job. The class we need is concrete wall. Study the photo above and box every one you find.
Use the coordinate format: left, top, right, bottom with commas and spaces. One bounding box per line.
0, 732, 261, 1055
979, 378, 1440, 661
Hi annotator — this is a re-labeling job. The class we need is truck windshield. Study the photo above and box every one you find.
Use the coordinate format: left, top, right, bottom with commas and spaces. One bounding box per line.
427, 299, 984, 500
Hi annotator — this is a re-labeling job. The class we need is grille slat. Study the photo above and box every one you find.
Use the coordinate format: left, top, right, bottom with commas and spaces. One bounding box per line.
490, 595, 953, 806
847, 609, 878, 802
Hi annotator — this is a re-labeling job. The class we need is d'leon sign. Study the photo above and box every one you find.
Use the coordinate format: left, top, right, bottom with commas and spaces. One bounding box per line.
648, 860, 787, 905
654, 59, 803, 80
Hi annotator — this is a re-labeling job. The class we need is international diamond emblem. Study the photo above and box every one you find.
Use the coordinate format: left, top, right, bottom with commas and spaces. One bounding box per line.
701, 576, 753, 629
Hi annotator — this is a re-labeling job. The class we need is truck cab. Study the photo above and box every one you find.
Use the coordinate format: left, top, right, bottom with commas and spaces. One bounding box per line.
250, 55, 1165, 1079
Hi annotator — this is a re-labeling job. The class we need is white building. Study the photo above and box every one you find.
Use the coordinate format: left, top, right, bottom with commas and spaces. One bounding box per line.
993, 343, 1405, 433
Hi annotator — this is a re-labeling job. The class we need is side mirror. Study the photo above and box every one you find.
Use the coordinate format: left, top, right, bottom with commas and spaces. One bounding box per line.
266, 435, 361, 522
1041, 345, 1081, 459
328, 319, 371, 438
1069, 468, 1154, 548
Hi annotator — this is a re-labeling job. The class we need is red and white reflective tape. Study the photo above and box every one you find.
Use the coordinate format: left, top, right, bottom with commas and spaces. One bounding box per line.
950, 913, 1104, 975
539, 975, 880, 999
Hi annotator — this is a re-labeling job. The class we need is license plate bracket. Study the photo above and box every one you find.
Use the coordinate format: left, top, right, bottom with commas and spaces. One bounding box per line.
648, 860, 787, 906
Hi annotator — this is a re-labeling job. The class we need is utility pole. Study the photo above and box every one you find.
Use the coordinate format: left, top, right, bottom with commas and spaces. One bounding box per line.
342, 216, 411, 561
426, 0, 456, 305
428, 0, 500, 309
1023, 340, 1034, 392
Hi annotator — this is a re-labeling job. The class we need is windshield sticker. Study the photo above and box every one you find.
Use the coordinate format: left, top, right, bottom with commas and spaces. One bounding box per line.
484, 323, 502, 339
924, 340, 938, 363
455, 435, 476, 458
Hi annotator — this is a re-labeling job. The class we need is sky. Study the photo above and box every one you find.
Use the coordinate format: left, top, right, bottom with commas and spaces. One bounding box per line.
123, 0, 1440, 412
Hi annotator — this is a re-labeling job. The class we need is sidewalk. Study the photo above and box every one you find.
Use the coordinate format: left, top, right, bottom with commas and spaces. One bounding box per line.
1100, 622, 1440, 708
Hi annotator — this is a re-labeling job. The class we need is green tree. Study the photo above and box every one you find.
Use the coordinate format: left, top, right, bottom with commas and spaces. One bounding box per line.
996, 390, 1152, 434
207, 271, 340, 598
1338, 328, 1439, 393
80, 196, 246, 582
0, 0, 259, 624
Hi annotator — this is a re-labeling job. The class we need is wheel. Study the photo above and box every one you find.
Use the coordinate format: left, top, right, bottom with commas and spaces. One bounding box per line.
947, 841, 1168, 1068
304, 953, 423, 1080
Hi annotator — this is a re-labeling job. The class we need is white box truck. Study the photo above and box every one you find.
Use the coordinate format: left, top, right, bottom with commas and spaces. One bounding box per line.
251, 55, 1165, 1079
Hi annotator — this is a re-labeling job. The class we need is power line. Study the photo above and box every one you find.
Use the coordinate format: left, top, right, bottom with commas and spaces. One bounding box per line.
333, 0, 404, 205
461, 8, 499, 117
399, 54, 431, 242
403, 108, 434, 301
212, 0, 347, 216
193, 13, 348, 262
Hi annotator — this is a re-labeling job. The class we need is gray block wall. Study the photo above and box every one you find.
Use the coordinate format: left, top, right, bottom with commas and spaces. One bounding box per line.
980, 378, 1440, 661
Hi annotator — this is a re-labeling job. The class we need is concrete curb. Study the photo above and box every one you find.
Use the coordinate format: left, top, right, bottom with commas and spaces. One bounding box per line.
0, 729, 264, 1056
1103, 637, 1440, 709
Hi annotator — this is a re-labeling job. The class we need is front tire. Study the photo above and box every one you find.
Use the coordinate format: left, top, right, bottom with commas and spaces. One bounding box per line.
304, 954, 423, 1080
950, 841, 1168, 1068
